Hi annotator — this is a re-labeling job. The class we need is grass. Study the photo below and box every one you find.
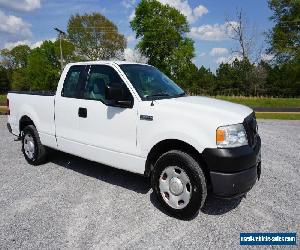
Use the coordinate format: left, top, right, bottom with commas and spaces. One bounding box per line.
256, 112, 300, 120
215, 96, 300, 108
0, 106, 7, 115
0, 95, 6, 106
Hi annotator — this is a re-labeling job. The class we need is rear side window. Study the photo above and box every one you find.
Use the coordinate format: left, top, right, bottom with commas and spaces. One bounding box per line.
62, 65, 85, 98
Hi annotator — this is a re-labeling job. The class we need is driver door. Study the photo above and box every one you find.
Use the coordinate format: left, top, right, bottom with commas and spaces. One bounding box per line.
74, 64, 141, 173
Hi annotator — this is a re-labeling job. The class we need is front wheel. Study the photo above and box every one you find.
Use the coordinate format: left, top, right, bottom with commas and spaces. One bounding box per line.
22, 125, 47, 165
151, 150, 207, 219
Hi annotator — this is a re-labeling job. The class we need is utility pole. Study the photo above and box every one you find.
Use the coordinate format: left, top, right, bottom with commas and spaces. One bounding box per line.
54, 28, 66, 71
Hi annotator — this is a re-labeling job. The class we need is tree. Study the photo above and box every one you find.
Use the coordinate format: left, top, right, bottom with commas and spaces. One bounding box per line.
130, 0, 195, 83
216, 63, 237, 95
268, 0, 300, 62
26, 41, 61, 91
226, 10, 263, 63
67, 13, 126, 60
53, 39, 77, 65
0, 66, 9, 93
0, 45, 32, 89
0, 45, 31, 69
11, 68, 30, 91
187, 66, 215, 95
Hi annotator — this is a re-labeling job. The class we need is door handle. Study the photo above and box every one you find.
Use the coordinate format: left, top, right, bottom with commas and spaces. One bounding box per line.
78, 107, 87, 118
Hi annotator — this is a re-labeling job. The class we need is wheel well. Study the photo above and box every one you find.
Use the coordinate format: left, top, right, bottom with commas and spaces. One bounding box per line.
145, 139, 210, 182
19, 116, 35, 135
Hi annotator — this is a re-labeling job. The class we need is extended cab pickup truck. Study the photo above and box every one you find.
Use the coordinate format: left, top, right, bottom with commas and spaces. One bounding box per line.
7, 61, 261, 218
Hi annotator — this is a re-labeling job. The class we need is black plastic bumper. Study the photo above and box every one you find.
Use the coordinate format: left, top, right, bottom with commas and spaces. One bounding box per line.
203, 136, 261, 198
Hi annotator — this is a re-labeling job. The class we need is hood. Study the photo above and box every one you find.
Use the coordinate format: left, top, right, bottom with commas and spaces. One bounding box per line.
157, 96, 253, 125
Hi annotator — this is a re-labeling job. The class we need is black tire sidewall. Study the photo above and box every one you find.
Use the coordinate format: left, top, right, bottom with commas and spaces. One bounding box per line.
22, 125, 43, 165
151, 150, 207, 219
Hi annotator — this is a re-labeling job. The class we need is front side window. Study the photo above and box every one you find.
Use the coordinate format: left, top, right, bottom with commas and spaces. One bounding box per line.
119, 64, 185, 100
62, 65, 85, 98
83, 65, 132, 103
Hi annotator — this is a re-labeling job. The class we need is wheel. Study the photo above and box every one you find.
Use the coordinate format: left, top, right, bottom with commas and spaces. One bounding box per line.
151, 150, 207, 219
22, 125, 47, 165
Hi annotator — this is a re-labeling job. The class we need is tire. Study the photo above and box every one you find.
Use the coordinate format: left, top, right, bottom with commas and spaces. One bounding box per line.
22, 125, 47, 165
151, 150, 207, 219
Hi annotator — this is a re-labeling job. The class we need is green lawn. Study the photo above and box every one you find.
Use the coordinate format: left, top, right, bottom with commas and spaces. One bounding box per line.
0, 106, 7, 115
215, 96, 300, 108
256, 112, 300, 120
0, 95, 6, 106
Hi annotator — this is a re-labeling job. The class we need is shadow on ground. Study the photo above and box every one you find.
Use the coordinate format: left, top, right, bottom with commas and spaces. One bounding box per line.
48, 149, 242, 217
201, 195, 242, 215
48, 150, 151, 194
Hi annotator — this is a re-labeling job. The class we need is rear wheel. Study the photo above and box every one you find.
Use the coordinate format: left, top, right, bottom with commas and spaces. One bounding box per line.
22, 125, 47, 165
151, 150, 207, 219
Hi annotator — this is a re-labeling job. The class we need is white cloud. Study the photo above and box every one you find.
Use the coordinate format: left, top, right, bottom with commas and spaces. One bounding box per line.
126, 35, 136, 43
199, 52, 206, 57
210, 48, 229, 56
4, 38, 56, 50
0, 0, 41, 12
4, 40, 30, 49
158, 0, 208, 23
215, 54, 243, 64
129, 10, 135, 21
189, 21, 239, 41
193, 5, 208, 18
215, 56, 227, 64
124, 48, 148, 63
261, 53, 274, 62
122, 0, 136, 9
0, 10, 32, 38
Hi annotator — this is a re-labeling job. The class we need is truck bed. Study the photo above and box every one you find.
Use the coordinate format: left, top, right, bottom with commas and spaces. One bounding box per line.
7, 91, 57, 148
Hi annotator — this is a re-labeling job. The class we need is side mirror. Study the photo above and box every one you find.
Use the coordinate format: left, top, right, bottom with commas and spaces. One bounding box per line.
105, 85, 133, 108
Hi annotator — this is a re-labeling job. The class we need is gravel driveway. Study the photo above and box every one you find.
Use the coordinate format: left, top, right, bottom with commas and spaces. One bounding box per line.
0, 116, 299, 249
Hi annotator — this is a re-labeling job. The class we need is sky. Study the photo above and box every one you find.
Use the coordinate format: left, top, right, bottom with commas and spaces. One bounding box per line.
0, 0, 274, 71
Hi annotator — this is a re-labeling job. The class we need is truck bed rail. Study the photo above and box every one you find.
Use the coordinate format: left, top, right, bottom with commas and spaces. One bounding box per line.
8, 91, 56, 96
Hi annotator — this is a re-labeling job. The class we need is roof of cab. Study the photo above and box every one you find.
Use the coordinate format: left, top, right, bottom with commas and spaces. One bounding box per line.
67, 61, 149, 67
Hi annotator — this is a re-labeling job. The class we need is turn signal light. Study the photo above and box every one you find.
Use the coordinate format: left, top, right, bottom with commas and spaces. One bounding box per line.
216, 129, 225, 142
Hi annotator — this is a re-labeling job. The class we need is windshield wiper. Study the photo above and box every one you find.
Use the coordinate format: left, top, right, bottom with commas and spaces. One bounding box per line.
144, 93, 170, 99
175, 92, 186, 97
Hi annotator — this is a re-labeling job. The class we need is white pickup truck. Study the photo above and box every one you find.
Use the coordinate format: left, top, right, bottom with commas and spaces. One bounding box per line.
7, 61, 261, 218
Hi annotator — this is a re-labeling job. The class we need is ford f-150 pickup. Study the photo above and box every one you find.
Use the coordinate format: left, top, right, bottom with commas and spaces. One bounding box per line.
7, 61, 261, 218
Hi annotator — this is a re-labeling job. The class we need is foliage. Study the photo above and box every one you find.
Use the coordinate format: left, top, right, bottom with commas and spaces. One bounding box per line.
268, 0, 300, 62
0, 95, 6, 105
11, 68, 30, 91
0, 45, 31, 69
26, 41, 61, 91
0, 66, 9, 94
54, 39, 78, 64
67, 12, 126, 60
131, 0, 195, 84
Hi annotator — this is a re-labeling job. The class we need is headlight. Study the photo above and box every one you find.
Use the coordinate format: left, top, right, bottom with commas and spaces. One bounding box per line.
216, 123, 248, 148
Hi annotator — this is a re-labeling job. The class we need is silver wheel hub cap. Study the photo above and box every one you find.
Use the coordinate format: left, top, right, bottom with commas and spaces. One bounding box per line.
169, 177, 183, 195
159, 166, 192, 209
23, 134, 35, 159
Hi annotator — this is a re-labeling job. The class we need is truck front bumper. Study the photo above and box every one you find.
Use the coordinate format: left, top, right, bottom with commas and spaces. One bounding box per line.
203, 136, 261, 198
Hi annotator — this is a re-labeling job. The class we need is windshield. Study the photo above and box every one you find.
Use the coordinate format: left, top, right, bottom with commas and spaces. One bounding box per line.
119, 64, 185, 100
